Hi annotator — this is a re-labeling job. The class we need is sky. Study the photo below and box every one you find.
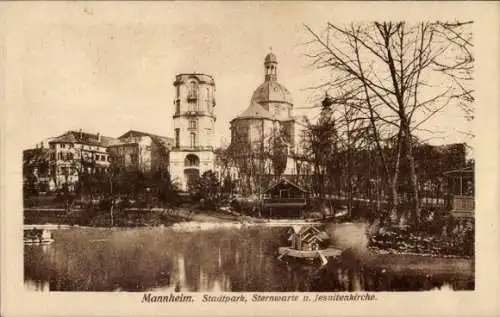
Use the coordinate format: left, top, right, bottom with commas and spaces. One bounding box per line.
3, 3, 475, 152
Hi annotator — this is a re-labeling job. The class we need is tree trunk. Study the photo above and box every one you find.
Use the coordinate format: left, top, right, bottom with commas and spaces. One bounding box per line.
347, 148, 353, 218
402, 126, 420, 224
389, 136, 403, 223
110, 202, 114, 227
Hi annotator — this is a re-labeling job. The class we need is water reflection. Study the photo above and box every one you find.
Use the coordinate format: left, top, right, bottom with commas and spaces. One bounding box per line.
24, 225, 474, 292
25, 279, 50, 291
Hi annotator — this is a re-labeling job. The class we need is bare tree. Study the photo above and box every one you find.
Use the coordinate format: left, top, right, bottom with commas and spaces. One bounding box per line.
229, 122, 288, 198
433, 21, 474, 119
302, 95, 339, 203
303, 21, 473, 225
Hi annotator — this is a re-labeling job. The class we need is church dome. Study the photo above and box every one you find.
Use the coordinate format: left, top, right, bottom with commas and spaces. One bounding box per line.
265, 52, 277, 63
251, 81, 293, 105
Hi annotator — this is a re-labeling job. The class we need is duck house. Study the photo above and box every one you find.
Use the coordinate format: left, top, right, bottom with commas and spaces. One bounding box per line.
278, 225, 342, 265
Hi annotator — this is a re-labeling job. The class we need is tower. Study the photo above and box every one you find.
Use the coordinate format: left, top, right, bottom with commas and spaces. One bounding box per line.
169, 73, 216, 191
264, 52, 278, 81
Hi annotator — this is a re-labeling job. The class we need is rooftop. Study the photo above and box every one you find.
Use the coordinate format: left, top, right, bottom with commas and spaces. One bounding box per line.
49, 130, 120, 147
118, 130, 174, 150
233, 100, 276, 121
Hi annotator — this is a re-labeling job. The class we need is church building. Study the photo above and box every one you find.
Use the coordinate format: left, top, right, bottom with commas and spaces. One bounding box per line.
168, 73, 217, 191
229, 53, 309, 194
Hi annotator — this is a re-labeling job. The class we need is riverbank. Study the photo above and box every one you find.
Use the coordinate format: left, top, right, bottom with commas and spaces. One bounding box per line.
24, 201, 336, 228
366, 221, 474, 259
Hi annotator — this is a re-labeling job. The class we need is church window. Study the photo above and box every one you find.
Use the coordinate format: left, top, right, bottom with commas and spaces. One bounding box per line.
190, 132, 197, 148
175, 129, 180, 148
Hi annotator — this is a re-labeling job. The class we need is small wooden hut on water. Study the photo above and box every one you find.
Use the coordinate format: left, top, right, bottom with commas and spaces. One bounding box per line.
287, 225, 330, 251
278, 225, 341, 265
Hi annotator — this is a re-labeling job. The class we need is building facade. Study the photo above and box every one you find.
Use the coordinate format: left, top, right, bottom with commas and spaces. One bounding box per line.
47, 130, 120, 191
229, 53, 309, 194
169, 73, 217, 191
108, 130, 173, 175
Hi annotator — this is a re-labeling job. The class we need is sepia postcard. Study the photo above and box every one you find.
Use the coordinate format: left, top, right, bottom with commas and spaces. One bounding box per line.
1, 1, 499, 317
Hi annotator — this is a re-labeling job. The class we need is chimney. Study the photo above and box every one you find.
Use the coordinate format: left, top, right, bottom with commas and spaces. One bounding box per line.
40, 142, 44, 149
97, 132, 101, 142
79, 128, 83, 138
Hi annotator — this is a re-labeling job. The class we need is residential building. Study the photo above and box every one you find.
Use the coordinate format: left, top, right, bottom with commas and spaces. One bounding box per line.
108, 130, 173, 174
47, 130, 120, 191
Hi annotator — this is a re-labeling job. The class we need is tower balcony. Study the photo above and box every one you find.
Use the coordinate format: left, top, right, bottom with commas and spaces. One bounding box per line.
184, 110, 205, 116
173, 111, 216, 120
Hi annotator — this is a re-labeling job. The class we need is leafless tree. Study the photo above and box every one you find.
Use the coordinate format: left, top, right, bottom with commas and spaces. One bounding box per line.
433, 21, 474, 110
229, 123, 287, 197
303, 21, 473, 224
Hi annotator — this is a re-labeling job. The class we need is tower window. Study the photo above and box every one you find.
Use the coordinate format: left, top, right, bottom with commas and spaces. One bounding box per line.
206, 87, 210, 112
185, 154, 200, 167
188, 81, 198, 100
175, 100, 180, 114
189, 119, 198, 129
175, 129, 180, 148
190, 132, 197, 148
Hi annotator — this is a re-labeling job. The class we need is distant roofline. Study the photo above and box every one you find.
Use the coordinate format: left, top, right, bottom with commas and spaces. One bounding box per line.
118, 129, 173, 141
48, 130, 114, 144
173, 73, 216, 86
175, 73, 215, 79
255, 99, 293, 105
230, 116, 279, 124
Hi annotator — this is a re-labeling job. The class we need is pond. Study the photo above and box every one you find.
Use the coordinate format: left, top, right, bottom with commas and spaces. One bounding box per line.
24, 222, 474, 292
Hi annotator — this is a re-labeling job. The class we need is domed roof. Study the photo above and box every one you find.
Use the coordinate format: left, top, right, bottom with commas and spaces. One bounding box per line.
251, 80, 293, 105
265, 52, 277, 64
233, 100, 275, 121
